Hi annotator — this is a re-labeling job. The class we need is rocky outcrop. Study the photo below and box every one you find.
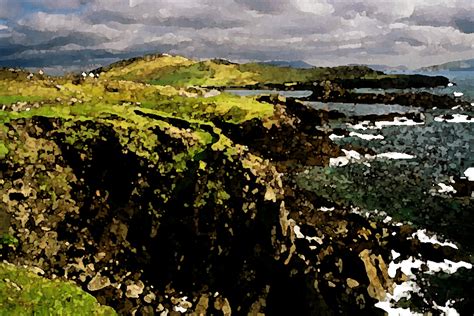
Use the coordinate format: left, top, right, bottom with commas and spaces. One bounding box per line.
332, 75, 449, 89
0, 113, 286, 314
216, 96, 341, 172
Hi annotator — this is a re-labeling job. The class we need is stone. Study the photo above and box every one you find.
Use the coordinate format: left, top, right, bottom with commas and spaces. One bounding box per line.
126, 280, 145, 298
87, 273, 111, 291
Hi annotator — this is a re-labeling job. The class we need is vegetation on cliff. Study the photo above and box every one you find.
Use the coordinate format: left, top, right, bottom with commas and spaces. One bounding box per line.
0, 263, 115, 315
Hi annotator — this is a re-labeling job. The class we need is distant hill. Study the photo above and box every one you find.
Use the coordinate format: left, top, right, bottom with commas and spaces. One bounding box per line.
366, 64, 409, 72
258, 60, 315, 69
93, 53, 380, 87
420, 59, 474, 72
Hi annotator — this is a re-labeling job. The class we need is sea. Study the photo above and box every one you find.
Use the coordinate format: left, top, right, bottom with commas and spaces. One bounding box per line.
227, 70, 474, 315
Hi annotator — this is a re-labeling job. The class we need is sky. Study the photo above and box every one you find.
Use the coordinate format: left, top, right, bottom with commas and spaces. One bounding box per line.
0, 0, 473, 73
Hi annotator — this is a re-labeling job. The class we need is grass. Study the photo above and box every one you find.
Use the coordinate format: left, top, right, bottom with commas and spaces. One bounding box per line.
0, 95, 44, 105
0, 263, 116, 315
0, 63, 275, 180
96, 54, 382, 87
0, 59, 277, 179
100, 54, 194, 81
0, 142, 8, 159
139, 92, 273, 123
0, 73, 275, 125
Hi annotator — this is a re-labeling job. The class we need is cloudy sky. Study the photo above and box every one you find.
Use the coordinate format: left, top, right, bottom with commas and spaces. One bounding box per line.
0, 0, 473, 72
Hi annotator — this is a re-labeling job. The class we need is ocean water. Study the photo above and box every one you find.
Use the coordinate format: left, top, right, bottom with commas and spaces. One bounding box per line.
304, 72, 474, 228
225, 89, 313, 98
225, 73, 473, 313
428, 70, 474, 101
225, 74, 474, 244
298, 71, 474, 315
306, 101, 420, 116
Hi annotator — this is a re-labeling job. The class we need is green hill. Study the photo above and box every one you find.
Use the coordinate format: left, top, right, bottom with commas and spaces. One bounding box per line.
95, 53, 382, 87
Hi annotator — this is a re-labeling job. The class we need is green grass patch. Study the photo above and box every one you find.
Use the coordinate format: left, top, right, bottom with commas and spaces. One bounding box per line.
0, 143, 8, 159
0, 95, 43, 105
0, 263, 116, 315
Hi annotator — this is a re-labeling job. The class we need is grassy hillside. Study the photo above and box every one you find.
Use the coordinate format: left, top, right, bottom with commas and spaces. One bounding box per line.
95, 53, 383, 87
0, 70, 273, 124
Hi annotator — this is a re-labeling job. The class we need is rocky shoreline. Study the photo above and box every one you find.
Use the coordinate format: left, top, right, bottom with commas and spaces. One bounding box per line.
0, 61, 472, 315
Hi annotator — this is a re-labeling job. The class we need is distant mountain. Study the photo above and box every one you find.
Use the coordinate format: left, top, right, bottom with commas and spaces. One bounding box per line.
365, 64, 409, 72
259, 60, 315, 69
420, 59, 474, 72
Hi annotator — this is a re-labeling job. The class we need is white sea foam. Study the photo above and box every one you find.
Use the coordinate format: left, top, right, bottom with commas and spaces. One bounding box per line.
435, 114, 473, 123
330, 150, 415, 167
375, 152, 415, 160
412, 229, 458, 249
349, 131, 384, 140
375, 117, 424, 129
329, 156, 350, 167
342, 149, 361, 159
348, 117, 424, 130
437, 183, 457, 194
379, 255, 471, 315
329, 134, 345, 141
329, 149, 361, 167
463, 167, 474, 181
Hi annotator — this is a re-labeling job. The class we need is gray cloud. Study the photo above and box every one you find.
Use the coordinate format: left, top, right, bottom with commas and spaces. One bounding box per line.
0, 0, 21, 19
35, 0, 88, 10
234, 0, 289, 14
0, 0, 473, 71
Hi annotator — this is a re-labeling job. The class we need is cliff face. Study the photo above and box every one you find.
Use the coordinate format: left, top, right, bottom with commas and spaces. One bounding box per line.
0, 98, 287, 313
0, 96, 397, 315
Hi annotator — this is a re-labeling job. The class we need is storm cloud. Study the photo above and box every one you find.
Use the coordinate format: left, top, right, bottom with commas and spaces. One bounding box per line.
0, 0, 473, 72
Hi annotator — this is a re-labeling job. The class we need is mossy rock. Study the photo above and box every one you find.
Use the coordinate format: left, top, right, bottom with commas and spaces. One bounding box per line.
0, 263, 116, 315
0, 143, 8, 159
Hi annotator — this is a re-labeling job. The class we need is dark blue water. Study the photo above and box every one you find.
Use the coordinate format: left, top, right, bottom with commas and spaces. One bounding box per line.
225, 89, 312, 98
298, 71, 474, 315
298, 71, 474, 243
226, 72, 474, 313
